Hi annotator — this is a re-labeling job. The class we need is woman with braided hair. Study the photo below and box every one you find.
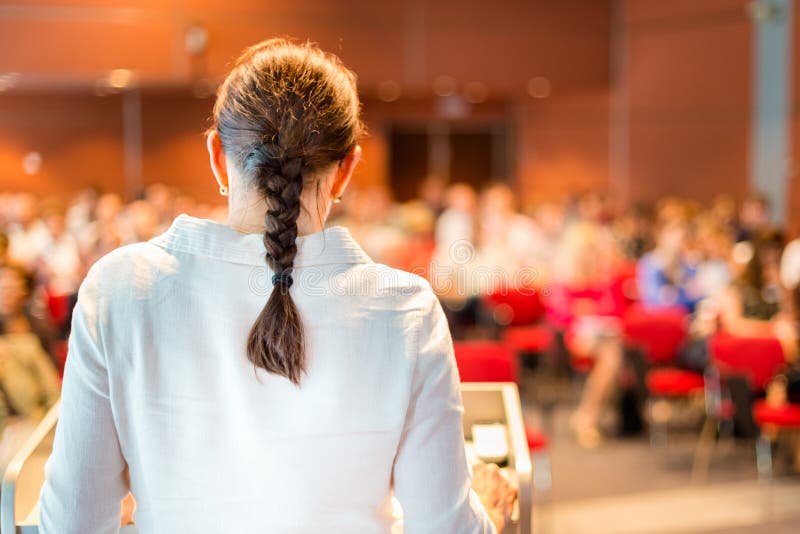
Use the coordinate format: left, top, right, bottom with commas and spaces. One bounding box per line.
40, 39, 512, 533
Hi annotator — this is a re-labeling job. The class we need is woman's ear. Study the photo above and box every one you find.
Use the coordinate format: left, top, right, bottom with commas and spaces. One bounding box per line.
206, 130, 229, 192
331, 144, 361, 200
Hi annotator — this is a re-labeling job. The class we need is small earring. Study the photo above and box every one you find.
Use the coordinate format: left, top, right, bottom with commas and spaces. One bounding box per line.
219, 185, 228, 197
333, 196, 342, 204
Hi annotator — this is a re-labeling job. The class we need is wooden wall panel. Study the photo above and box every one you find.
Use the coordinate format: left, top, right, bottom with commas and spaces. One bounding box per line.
0, 0, 611, 91
516, 88, 610, 205
622, 0, 753, 203
0, 93, 125, 197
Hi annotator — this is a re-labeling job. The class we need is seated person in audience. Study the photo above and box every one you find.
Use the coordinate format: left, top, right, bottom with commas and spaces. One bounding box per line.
735, 194, 773, 243
40, 202, 83, 300
718, 236, 796, 362
6, 194, 50, 270
688, 235, 796, 438
0, 264, 61, 470
766, 228, 800, 470
613, 203, 653, 260
476, 183, 545, 276
549, 222, 626, 448
779, 227, 800, 297
637, 219, 702, 312
434, 182, 477, 267
688, 234, 793, 364
693, 221, 733, 301
0, 233, 8, 267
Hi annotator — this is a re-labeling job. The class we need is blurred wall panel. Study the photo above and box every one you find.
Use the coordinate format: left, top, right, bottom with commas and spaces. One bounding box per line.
789, 3, 800, 237
423, 0, 611, 91
0, 0, 613, 206
517, 88, 611, 204
0, 0, 611, 91
0, 15, 177, 84
621, 0, 752, 203
140, 92, 214, 198
0, 94, 124, 197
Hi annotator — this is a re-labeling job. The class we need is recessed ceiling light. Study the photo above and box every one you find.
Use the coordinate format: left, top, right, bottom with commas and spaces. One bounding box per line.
22, 152, 43, 176
0, 72, 21, 92
109, 69, 134, 89
377, 80, 402, 102
433, 75, 458, 97
185, 25, 209, 55
527, 77, 552, 99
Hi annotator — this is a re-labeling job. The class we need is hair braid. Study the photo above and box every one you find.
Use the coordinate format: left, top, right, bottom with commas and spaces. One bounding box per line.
262, 157, 304, 280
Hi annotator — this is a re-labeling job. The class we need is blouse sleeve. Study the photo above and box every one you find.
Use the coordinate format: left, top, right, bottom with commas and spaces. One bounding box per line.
392, 292, 495, 534
39, 267, 128, 534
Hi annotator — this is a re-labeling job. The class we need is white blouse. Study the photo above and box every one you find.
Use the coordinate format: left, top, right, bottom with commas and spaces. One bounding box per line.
39, 215, 494, 534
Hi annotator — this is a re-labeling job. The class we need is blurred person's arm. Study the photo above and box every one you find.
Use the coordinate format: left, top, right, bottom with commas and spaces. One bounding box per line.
28, 339, 61, 409
392, 293, 503, 534
636, 255, 664, 306
718, 287, 777, 338
676, 265, 703, 312
39, 267, 128, 534
0, 382, 8, 442
780, 239, 800, 290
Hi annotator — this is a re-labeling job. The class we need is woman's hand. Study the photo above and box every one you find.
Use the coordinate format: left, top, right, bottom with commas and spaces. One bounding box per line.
471, 461, 517, 532
120, 492, 136, 526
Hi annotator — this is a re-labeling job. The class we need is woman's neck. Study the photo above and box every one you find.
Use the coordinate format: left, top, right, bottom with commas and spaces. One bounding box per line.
227, 190, 326, 236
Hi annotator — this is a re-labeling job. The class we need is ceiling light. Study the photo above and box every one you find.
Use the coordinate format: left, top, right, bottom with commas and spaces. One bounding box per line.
433, 76, 458, 97
527, 77, 552, 99
377, 80, 402, 102
109, 69, 134, 89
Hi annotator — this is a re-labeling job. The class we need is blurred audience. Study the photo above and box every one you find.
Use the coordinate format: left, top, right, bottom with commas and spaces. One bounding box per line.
2, 180, 800, 457
548, 222, 625, 448
0, 184, 222, 460
719, 235, 795, 362
0, 263, 61, 470
637, 219, 702, 312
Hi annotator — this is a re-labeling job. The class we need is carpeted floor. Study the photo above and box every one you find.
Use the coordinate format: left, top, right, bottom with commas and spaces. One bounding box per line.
519, 372, 800, 533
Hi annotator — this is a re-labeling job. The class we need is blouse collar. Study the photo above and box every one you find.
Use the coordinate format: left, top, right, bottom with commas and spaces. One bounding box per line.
150, 214, 372, 268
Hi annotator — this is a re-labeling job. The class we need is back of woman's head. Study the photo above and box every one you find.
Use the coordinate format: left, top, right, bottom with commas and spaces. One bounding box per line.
211, 39, 363, 385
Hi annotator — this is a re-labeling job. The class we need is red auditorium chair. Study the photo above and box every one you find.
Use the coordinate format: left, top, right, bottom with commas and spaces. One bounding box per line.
753, 397, 800, 492
453, 340, 518, 384
624, 305, 688, 365
53, 340, 68, 377
45, 291, 72, 331
708, 332, 785, 391
628, 307, 697, 446
617, 260, 640, 307
706, 333, 791, 481
482, 287, 553, 355
452, 340, 551, 491
484, 287, 546, 327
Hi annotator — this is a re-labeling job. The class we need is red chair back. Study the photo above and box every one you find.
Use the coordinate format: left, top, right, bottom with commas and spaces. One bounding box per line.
623, 305, 688, 365
46, 291, 71, 329
709, 332, 785, 389
453, 341, 517, 383
483, 287, 545, 327
618, 261, 640, 307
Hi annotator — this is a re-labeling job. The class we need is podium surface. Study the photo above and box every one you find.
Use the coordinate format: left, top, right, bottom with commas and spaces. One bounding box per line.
2, 384, 532, 533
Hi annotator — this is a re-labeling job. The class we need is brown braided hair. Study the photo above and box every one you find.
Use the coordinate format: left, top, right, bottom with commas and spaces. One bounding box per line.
212, 39, 362, 385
